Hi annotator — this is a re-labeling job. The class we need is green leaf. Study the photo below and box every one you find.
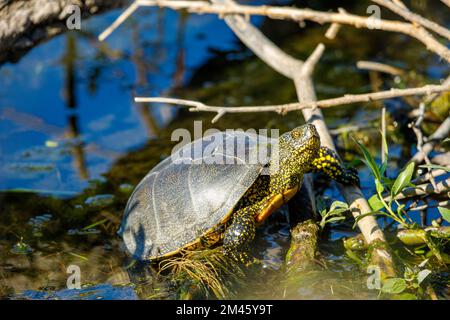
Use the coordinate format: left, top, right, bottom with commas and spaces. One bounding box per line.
328, 208, 349, 216
375, 178, 384, 194
368, 194, 384, 211
353, 137, 381, 181
382, 278, 407, 294
82, 218, 108, 231
325, 216, 346, 224
417, 269, 432, 284
67, 252, 88, 261
330, 201, 348, 212
391, 162, 415, 197
438, 207, 450, 223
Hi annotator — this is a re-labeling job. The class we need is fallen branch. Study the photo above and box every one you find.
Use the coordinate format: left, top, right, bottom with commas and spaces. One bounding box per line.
135, 84, 450, 122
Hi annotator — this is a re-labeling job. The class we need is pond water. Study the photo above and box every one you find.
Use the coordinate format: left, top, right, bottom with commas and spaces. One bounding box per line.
0, 0, 448, 299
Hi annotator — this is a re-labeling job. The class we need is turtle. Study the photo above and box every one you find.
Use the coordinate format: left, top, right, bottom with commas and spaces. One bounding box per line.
119, 124, 359, 263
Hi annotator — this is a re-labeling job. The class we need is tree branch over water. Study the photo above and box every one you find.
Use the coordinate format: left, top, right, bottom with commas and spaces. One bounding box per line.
135, 84, 450, 122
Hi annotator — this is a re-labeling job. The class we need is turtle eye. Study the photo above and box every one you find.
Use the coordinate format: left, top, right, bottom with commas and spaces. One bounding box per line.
290, 130, 301, 139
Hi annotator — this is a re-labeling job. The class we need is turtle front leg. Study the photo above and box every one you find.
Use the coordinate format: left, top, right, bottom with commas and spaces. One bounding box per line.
223, 207, 256, 264
311, 147, 360, 186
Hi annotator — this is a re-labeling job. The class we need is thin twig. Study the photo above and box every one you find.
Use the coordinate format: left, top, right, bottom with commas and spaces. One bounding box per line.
135, 84, 450, 122
411, 102, 438, 190
98, 1, 140, 41
411, 116, 450, 164
357, 60, 404, 76
325, 23, 341, 40
408, 200, 450, 212
413, 168, 448, 185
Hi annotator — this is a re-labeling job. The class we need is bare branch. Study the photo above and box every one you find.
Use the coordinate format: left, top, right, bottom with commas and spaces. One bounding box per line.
441, 0, 450, 9
410, 102, 438, 190
302, 43, 325, 76
135, 84, 450, 119
98, 1, 140, 41
408, 200, 450, 212
372, 0, 450, 41
413, 168, 449, 185
411, 116, 450, 164
325, 23, 341, 40
357, 60, 404, 76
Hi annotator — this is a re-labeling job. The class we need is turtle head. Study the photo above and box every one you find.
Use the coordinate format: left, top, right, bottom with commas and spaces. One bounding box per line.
276, 124, 320, 174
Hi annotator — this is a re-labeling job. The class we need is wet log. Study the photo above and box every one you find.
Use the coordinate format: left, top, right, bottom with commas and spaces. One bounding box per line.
285, 220, 319, 272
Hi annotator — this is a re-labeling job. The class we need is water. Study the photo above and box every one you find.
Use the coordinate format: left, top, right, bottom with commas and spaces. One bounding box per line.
0, 0, 448, 299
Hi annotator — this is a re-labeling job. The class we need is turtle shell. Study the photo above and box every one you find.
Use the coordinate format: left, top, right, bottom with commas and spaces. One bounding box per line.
119, 130, 276, 260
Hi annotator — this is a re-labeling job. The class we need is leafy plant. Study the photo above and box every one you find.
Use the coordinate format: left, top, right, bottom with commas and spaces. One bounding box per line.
317, 198, 349, 229
353, 135, 416, 229
352, 133, 449, 264
382, 260, 432, 298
